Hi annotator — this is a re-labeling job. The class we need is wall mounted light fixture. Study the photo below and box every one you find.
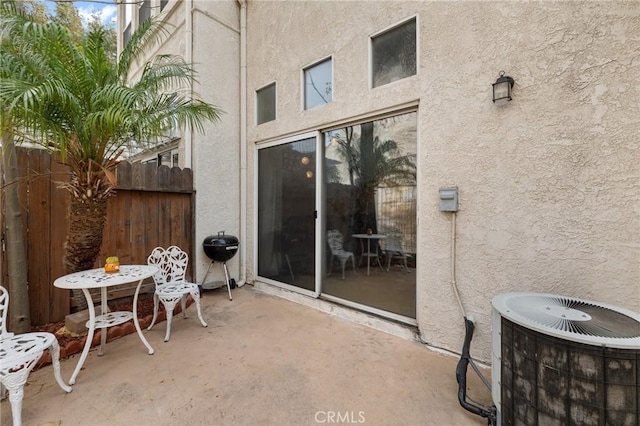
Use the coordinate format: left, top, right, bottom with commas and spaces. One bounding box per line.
301, 156, 310, 165
492, 71, 514, 105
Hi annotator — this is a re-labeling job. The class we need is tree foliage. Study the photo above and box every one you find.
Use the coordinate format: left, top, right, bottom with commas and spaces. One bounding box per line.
51, 1, 84, 44
1, 0, 221, 310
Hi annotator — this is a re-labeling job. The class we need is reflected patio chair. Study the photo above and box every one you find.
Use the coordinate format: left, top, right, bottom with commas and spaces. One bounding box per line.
147, 246, 208, 342
0, 286, 72, 426
327, 229, 357, 280
384, 235, 410, 273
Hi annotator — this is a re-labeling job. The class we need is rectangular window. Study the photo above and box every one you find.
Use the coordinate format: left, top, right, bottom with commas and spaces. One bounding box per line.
158, 151, 171, 166
123, 24, 131, 47
123, 2, 132, 47
139, 0, 151, 26
371, 17, 417, 88
304, 58, 332, 110
256, 83, 276, 125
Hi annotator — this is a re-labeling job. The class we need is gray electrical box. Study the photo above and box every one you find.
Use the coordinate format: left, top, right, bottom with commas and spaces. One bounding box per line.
439, 187, 458, 212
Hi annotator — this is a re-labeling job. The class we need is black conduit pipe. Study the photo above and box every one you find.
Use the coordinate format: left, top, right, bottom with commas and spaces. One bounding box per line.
456, 317, 497, 425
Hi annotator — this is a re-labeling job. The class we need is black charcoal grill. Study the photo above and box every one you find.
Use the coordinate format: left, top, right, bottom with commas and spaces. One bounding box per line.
201, 231, 239, 300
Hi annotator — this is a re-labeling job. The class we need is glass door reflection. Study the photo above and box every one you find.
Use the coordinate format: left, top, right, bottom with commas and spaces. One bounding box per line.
323, 112, 417, 318
257, 137, 317, 293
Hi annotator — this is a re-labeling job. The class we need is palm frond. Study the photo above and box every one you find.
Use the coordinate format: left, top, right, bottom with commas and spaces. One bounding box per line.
2, 5, 222, 196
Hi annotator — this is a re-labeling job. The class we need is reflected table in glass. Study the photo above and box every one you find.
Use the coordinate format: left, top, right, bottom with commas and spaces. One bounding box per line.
351, 234, 387, 276
53, 265, 157, 385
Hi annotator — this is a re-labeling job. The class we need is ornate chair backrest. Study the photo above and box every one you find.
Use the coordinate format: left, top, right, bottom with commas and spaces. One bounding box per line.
164, 245, 189, 283
147, 246, 189, 286
148, 247, 168, 286
0, 285, 10, 337
327, 230, 346, 255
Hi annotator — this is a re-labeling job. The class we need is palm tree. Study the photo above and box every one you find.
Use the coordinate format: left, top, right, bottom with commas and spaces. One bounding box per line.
1, 2, 221, 310
333, 122, 416, 235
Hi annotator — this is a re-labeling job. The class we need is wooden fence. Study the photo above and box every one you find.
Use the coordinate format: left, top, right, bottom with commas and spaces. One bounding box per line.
1, 147, 194, 325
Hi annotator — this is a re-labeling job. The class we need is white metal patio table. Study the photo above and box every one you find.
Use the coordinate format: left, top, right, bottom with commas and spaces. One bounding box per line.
352, 234, 387, 276
53, 265, 157, 385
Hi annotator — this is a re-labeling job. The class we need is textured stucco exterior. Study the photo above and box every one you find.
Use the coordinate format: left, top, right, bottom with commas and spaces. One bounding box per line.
244, 1, 640, 361
122, 1, 639, 363
121, 0, 242, 285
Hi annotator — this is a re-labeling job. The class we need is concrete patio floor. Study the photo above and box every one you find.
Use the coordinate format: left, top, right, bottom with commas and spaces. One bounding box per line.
1, 285, 491, 426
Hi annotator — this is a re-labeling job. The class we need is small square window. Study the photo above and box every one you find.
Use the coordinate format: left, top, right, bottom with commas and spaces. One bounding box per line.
371, 18, 417, 88
256, 83, 276, 125
304, 58, 332, 110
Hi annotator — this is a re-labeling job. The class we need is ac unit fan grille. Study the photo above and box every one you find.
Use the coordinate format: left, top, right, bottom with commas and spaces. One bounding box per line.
493, 292, 640, 348
506, 295, 640, 338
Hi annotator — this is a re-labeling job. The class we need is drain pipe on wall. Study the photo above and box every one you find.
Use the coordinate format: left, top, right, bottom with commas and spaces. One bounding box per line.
439, 187, 496, 425
184, 0, 193, 168
236, 0, 248, 287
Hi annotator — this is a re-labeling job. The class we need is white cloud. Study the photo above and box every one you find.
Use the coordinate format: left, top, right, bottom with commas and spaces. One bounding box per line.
76, 2, 117, 27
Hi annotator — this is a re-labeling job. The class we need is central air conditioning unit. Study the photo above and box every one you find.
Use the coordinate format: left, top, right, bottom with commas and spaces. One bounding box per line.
492, 292, 640, 426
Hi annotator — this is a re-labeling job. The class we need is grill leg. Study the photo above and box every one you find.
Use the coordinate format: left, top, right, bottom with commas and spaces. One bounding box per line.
200, 261, 216, 292
222, 262, 233, 301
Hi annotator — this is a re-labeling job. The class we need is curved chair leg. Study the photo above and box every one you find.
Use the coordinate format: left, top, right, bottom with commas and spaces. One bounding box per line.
2, 352, 41, 426
164, 309, 173, 342
386, 251, 392, 272
350, 255, 357, 275
327, 255, 334, 277
340, 258, 347, 280
148, 293, 160, 331
50, 340, 73, 394
5, 369, 29, 426
190, 290, 208, 328
180, 296, 188, 319
159, 296, 180, 342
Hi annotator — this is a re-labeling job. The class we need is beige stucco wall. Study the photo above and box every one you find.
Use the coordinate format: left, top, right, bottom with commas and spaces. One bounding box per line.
191, 1, 241, 283
121, 0, 241, 285
245, 1, 640, 361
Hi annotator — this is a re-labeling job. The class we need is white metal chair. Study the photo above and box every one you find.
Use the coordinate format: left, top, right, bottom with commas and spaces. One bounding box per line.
0, 286, 72, 426
326, 230, 357, 279
147, 246, 208, 342
384, 235, 410, 273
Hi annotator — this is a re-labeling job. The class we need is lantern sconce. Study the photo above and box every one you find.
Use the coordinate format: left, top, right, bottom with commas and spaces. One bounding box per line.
492, 71, 514, 105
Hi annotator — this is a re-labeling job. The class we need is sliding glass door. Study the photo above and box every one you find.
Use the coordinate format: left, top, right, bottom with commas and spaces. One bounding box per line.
257, 134, 318, 294
323, 111, 417, 319
256, 111, 417, 320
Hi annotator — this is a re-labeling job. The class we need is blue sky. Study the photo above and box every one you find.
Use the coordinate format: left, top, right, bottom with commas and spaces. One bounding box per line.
45, 0, 117, 27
